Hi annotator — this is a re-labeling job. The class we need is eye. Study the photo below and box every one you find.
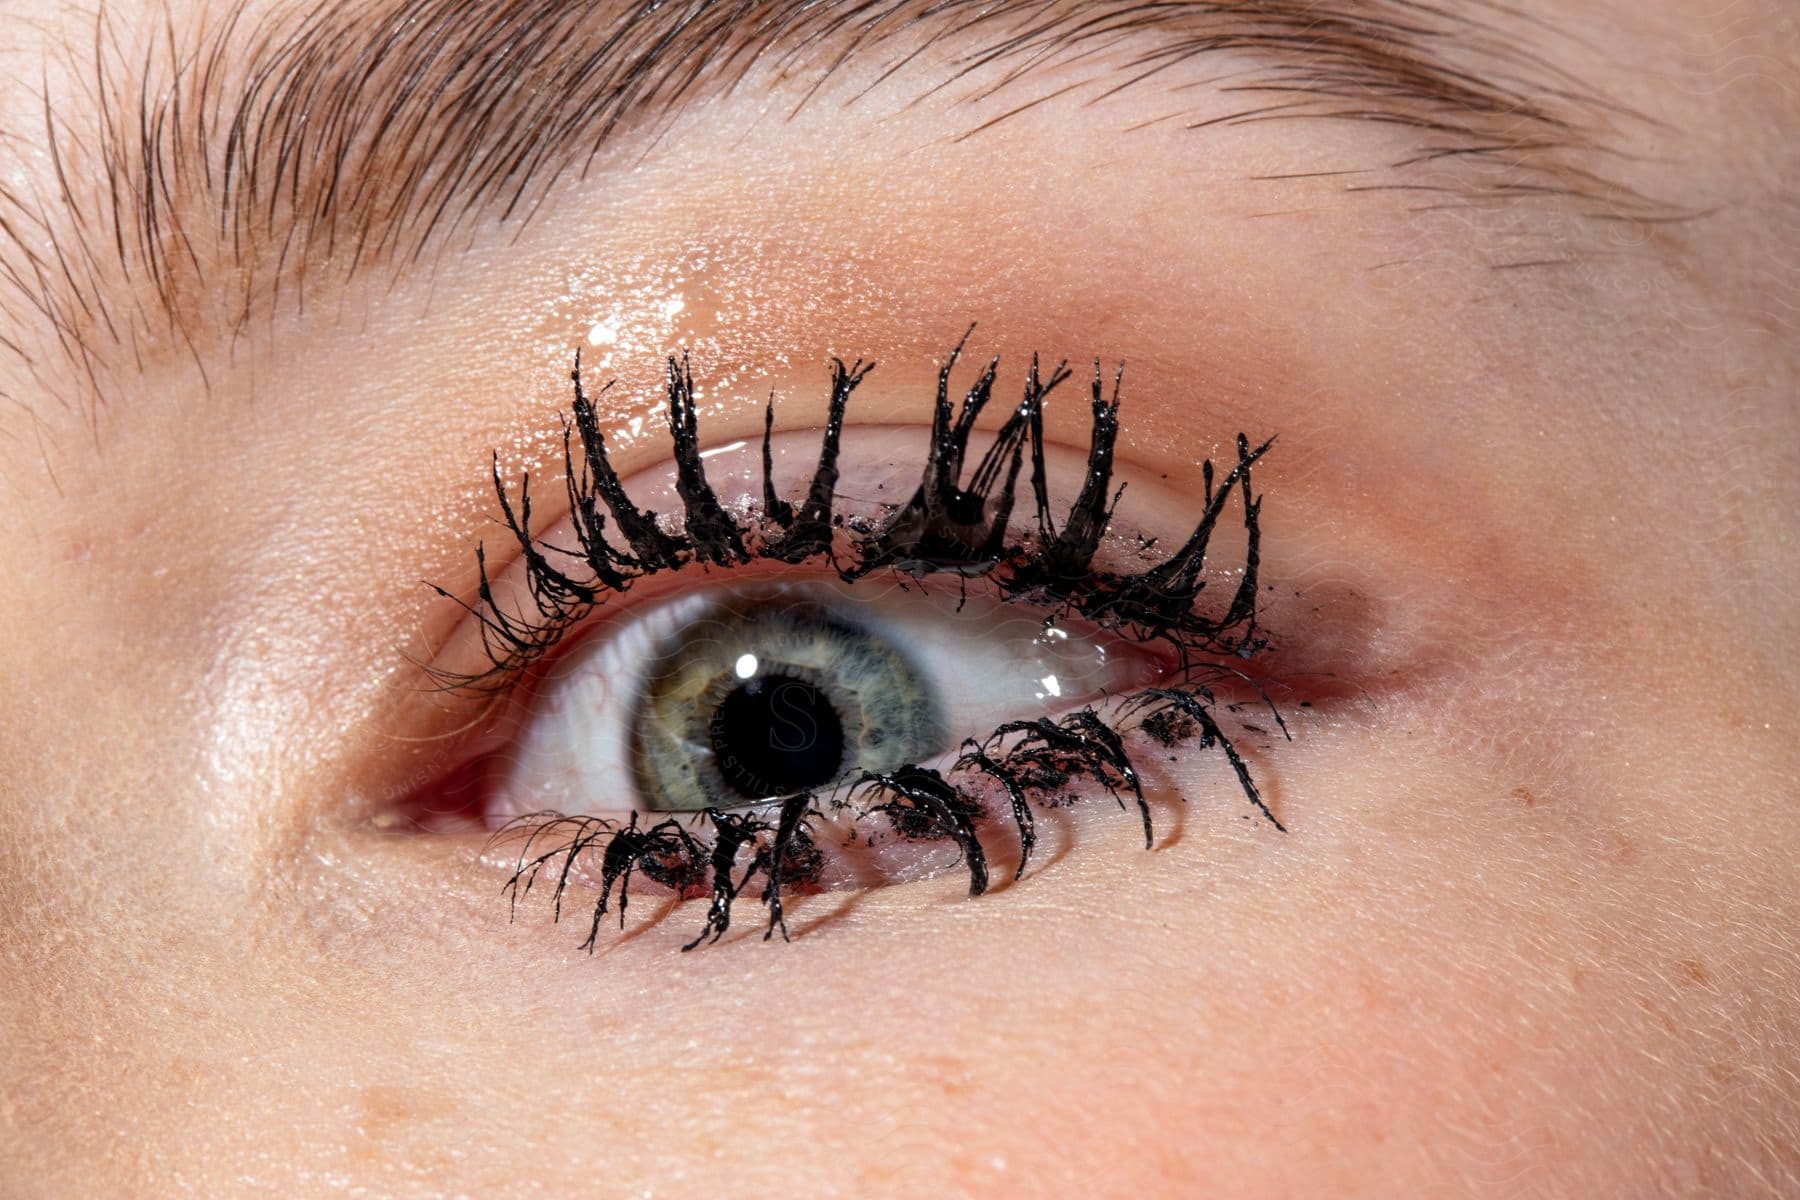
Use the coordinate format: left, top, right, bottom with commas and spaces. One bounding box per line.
411, 341, 1286, 949
493, 577, 1166, 821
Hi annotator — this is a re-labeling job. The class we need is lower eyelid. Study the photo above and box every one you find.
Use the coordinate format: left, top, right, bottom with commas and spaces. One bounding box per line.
478, 671, 1289, 940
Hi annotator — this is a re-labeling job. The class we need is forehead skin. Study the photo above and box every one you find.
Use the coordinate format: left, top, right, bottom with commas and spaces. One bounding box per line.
0, 1, 1796, 1197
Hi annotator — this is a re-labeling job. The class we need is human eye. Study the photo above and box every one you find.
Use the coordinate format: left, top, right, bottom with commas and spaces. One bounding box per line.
401, 337, 1286, 950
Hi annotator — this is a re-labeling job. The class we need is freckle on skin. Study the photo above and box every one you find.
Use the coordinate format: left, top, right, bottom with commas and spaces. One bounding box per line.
352, 1084, 457, 1157
358, 1085, 416, 1137
1677, 959, 1712, 988
1637, 997, 1682, 1038
1601, 830, 1640, 867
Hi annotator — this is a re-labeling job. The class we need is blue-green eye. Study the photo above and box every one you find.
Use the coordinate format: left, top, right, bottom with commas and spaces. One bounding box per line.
490, 576, 1164, 823
423, 344, 1284, 948
632, 590, 946, 810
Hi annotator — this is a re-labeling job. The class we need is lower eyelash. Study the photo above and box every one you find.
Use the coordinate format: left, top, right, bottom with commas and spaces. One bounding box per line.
495, 677, 1287, 953
444, 329, 1286, 949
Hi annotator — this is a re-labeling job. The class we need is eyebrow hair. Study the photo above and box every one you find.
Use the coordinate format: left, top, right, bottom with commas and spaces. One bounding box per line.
0, 0, 1667, 403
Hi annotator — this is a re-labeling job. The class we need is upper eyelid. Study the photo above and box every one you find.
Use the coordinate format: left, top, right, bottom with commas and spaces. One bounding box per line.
423, 349, 1272, 693
426, 437, 1165, 691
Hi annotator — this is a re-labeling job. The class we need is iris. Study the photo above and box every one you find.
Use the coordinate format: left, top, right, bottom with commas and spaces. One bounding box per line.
630, 593, 947, 809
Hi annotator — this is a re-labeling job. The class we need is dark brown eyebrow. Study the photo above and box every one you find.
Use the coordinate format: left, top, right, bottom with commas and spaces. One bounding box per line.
0, 0, 1670, 403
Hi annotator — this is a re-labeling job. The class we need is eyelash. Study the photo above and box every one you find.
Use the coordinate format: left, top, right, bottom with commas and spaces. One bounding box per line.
429, 331, 1286, 950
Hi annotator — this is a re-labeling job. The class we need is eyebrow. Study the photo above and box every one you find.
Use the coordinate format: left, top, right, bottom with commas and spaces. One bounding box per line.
0, 0, 1663, 401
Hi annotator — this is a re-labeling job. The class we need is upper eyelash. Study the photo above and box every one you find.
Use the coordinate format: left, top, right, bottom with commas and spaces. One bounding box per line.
431, 329, 1273, 692
434, 332, 1286, 950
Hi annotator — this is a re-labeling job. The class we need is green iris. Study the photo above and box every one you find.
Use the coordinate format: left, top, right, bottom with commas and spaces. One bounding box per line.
630, 592, 947, 810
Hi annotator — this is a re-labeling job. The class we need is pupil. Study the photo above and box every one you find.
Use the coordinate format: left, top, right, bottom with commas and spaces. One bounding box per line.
709, 674, 846, 799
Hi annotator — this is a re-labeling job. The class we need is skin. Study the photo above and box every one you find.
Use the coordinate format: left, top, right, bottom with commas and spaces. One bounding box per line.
0, 0, 1796, 1196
